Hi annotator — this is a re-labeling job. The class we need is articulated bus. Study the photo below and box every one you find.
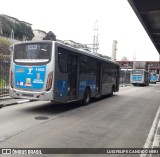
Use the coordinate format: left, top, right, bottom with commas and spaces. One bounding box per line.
9, 41, 120, 105
130, 69, 150, 86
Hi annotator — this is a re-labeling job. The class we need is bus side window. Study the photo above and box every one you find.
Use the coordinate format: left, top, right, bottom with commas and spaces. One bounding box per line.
88, 59, 96, 75
58, 48, 67, 73
80, 56, 88, 74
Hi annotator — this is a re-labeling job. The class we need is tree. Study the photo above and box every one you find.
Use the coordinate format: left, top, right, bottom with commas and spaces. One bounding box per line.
0, 16, 15, 37
0, 15, 34, 41
43, 31, 56, 41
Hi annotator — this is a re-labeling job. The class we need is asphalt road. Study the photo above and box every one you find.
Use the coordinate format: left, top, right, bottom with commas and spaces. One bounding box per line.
0, 84, 160, 157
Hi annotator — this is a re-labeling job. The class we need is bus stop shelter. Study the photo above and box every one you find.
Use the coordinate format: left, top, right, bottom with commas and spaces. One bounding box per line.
128, 0, 160, 54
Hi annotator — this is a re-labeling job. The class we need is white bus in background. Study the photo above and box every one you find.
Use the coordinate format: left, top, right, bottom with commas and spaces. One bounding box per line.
150, 73, 157, 84
156, 74, 160, 82
130, 69, 150, 86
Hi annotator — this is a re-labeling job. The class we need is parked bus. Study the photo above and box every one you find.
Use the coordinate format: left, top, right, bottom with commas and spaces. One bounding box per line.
150, 73, 157, 83
130, 69, 150, 86
9, 41, 120, 105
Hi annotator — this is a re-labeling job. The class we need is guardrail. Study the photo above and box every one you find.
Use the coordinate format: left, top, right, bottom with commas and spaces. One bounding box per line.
120, 70, 131, 86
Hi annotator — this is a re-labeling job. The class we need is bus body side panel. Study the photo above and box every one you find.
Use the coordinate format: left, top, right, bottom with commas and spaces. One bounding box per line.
78, 56, 98, 99
53, 45, 68, 103
101, 62, 112, 95
144, 71, 149, 85
101, 63, 119, 95
115, 66, 120, 92
78, 74, 96, 99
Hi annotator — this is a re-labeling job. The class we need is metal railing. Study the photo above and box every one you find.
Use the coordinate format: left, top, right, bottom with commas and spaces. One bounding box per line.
120, 70, 131, 86
0, 55, 10, 99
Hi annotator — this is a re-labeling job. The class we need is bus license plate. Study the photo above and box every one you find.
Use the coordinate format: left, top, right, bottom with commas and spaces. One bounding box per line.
22, 93, 33, 97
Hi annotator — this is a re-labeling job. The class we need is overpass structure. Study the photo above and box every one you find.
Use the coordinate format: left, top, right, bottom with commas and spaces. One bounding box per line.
128, 0, 160, 54
117, 61, 160, 73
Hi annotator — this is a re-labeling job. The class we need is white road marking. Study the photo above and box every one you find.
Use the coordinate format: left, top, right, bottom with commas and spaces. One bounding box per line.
154, 91, 160, 93
140, 105, 160, 157
17, 100, 30, 104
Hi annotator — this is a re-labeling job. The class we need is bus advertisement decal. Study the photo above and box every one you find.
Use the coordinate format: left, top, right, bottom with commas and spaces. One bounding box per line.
132, 75, 142, 81
15, 65, 46, 89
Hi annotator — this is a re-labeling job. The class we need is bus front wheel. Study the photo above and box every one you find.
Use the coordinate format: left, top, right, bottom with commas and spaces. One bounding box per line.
82, 88, 91, 105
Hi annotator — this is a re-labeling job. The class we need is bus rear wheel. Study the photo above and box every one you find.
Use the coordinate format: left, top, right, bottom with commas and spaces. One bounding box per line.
82, 88, 91, 105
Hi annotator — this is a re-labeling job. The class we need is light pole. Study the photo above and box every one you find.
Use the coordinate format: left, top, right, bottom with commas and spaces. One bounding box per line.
0, 21, 2, 35
11, 29, 14, 40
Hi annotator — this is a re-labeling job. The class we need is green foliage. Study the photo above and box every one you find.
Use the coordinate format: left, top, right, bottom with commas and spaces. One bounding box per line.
0, 37, 12, 55
0, 78, 7, 89
0, 15, 34, 40
0, 38, 11, 46
43, 31, 56, 41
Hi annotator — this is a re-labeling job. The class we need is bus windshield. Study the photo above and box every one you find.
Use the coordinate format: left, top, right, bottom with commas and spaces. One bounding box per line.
14, 43, 52, 64
132, 70, 143, 74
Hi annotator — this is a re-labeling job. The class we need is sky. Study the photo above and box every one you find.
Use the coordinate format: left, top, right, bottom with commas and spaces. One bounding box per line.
0, 0, 159, 61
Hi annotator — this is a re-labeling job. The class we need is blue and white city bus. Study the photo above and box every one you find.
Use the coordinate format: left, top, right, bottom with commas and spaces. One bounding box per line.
150, 73, 157, 83
130, 69, 150, 86
156, 74, 160, 82
9, 41, 120, 105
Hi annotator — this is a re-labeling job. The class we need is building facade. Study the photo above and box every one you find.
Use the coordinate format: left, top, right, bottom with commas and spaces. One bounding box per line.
32, 29, 47, 41
117, 61, 160, 73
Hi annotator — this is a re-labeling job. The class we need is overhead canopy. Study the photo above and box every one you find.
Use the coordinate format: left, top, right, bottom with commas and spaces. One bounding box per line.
128, 0, 160, 54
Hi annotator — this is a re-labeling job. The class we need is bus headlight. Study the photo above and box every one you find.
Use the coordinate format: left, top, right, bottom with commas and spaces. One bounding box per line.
46, 72, 53, 91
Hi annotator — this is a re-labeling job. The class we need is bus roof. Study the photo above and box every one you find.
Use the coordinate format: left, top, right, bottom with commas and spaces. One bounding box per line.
54, 41, 119, 66
13, 40, 119, 67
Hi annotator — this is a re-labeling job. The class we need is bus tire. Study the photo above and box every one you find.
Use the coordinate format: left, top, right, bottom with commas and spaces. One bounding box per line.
82, 88, 91, 105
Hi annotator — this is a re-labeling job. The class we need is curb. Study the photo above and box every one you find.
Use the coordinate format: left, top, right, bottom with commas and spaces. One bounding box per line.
120, 84, 131, 87
17, 100, 30, 104
0, 99, 31, 108
140, 105, 160, 157
152, 120, 160, 148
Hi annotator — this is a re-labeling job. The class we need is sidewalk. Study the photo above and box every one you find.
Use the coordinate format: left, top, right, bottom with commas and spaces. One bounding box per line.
120, 83, 131, 87
0, 97, 30, 108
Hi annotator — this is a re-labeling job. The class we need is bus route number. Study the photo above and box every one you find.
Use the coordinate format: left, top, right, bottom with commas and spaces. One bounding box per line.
36, 68, 45, 72
27, 45, 37, 50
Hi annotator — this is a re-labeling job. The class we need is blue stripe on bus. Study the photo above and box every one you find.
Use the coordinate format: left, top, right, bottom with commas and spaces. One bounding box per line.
79, 80, 96, 95
56, 80, 96, 97
56, 80, 68, 97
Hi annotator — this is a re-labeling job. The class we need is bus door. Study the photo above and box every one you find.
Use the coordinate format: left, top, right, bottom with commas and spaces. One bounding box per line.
68, 54, 78, 100
96, 62, 101, 95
